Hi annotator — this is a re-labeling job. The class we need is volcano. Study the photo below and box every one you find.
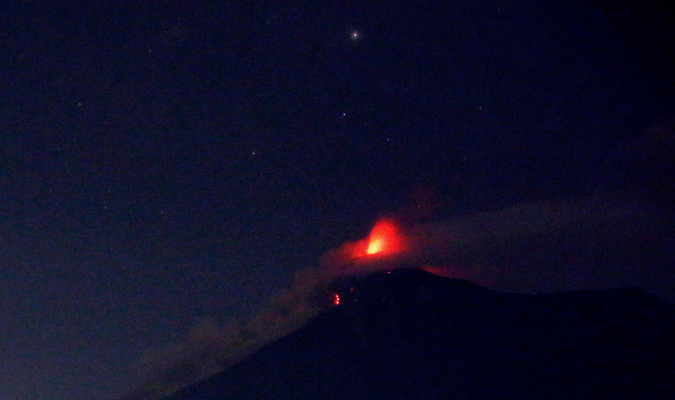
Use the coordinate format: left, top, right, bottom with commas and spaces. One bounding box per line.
161, 269, 674, 399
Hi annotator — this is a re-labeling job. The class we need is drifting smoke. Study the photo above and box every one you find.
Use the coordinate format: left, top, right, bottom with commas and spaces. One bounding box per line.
127, 266, 337, 398
129, 219, 413, 397
328, 192, 674, 300
126, 191, 674, 399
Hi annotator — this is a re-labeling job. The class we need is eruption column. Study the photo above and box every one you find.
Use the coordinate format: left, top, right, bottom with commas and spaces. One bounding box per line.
364, 218, 405, 256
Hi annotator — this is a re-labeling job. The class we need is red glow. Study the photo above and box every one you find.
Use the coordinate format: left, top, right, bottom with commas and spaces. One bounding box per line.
334, 293, 340, 305
324, 217, 409, 275
365, 219, 404, 256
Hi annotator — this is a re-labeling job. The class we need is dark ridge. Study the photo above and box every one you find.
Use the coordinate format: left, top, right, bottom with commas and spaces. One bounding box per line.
165, 268, 675, 399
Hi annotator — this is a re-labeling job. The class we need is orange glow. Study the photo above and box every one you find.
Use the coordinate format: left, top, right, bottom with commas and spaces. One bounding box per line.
365, 218, 404, 255
325, 217, 408, 273
367, 238, 384, 254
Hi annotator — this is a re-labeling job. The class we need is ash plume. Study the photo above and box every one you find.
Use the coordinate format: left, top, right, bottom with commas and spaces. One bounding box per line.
327, 193, 674, 301
122, 191, 674, 399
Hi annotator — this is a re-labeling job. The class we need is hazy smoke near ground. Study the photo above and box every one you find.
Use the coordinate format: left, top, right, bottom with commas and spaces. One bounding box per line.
124, 191, 674, 399
125, 266, 337, 399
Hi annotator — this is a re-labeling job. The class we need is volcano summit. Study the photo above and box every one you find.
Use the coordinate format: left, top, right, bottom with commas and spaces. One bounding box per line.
158, 268, 675, 400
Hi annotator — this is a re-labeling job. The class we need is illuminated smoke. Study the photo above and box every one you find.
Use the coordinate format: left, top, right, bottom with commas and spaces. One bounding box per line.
365, 218, 405, 255
325, 193, 674, 301
125, 192, 674, 399
321, 217, 409, 278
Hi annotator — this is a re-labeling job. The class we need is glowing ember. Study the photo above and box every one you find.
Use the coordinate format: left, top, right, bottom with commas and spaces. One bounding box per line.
325, 217, 408, 271
366, 218, 403, 255
367, 239, 384, 255
334, 293, 340, 305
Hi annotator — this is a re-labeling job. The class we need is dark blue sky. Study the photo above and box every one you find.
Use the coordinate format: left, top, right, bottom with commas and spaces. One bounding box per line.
1, 1, 673, 399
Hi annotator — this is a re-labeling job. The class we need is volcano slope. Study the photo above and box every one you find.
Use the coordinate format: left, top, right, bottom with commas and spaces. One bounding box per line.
164, 268, 675, 400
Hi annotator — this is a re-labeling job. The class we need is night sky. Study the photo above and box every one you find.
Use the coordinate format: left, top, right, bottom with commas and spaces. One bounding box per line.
1, 1, 674, 399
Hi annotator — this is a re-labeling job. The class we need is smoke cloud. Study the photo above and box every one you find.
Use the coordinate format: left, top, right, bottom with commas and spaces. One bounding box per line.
329, 192, 674, 300
122, 265, 339, 399
122, 192, 674, 399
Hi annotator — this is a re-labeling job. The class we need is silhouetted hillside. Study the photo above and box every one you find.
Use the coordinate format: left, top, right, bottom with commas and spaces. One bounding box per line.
164, 269, 675, 399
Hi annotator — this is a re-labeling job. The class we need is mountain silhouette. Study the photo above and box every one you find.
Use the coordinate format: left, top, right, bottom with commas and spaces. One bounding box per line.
161, 268, 675, 399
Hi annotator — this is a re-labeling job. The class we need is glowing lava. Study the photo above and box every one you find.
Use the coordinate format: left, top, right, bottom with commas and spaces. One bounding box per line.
365, 218, 405, 256
367, 238, 384, 255
324, 217, 408, 274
